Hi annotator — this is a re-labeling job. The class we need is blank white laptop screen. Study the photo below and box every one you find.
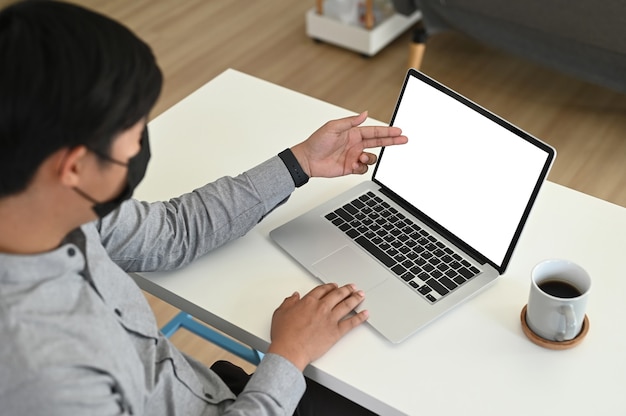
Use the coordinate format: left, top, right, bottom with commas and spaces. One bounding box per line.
374, 74, 551, 269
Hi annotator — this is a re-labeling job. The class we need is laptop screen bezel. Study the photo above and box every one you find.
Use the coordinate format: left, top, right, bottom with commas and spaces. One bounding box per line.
371, 69, 556, 274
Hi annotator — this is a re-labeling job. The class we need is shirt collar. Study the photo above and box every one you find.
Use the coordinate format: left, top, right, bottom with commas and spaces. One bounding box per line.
0, 229, 86, 284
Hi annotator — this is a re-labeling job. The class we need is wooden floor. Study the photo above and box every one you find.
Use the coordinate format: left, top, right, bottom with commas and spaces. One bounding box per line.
20, 0, 624, 372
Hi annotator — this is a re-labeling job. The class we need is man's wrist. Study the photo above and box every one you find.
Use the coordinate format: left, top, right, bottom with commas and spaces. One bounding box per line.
278, 148, 309, 187
267, 344, 309, 372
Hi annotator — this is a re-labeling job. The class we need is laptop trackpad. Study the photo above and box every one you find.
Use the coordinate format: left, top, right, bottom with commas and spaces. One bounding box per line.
311, 246, 387, 292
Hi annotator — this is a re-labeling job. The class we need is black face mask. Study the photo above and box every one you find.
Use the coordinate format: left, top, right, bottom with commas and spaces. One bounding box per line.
74, 128, 151, 218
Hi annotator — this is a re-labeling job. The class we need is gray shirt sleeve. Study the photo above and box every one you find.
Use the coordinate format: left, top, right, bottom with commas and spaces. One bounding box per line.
211, 354, 306, 416
99, 156, 295, 272
175, 352, 307, 416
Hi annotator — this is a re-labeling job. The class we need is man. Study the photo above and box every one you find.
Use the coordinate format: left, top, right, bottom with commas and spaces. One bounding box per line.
0, 1, 407, 415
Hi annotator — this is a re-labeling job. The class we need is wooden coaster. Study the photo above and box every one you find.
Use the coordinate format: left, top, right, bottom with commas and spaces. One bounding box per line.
520, 304, 589, 350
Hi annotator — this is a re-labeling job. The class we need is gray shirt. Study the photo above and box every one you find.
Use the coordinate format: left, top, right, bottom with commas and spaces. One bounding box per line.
0, 156, 306, 415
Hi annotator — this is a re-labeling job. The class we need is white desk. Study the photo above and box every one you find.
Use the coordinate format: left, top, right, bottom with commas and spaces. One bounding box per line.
134, 69, 626, 415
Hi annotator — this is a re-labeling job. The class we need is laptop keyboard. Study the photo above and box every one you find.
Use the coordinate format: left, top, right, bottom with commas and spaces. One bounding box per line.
324, 192, 481, 303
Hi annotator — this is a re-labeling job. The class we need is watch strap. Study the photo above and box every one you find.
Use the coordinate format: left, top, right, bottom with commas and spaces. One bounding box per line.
278, 148, 309, 187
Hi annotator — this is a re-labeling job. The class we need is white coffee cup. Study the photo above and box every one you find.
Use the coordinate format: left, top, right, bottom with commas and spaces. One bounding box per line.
526, 259, 591, 342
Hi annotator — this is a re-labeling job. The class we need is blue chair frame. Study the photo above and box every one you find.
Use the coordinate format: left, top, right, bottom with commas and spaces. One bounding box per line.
161, 311, 263, 365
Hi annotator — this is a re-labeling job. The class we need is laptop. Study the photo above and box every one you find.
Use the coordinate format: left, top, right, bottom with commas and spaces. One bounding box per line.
270, 69, 556, 343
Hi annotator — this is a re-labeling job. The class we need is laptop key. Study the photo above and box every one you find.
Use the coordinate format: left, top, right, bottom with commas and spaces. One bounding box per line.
331, 218, 344, 226
439, 276, 457, 291
391, 264, 406, 276
418, 285, 432, 295
459, 267, 475, 279
346, 229, 360, 239
426, 278, 449, 296
355, 236, 396, 268
344, 204, 358, 215
410, 266, 421, 275
453, 275, 465, 285
338, 223, 351, 232
335, 207, 353, 222
417, 271, 430, 282
352, 199, 365, 209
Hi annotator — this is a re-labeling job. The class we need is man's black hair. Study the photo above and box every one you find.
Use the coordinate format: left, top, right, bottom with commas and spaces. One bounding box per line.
0, 0, 163, 197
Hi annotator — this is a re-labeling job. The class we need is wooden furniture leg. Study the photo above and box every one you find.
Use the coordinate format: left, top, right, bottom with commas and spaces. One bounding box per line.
315, 0, 323, 14
363, 0, 374, 29
408, 24, 428, 70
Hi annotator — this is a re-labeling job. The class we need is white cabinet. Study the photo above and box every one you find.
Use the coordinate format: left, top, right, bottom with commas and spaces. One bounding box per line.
306, 1, 422, 56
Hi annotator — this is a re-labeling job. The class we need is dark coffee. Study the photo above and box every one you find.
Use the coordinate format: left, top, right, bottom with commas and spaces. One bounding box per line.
538, 279, 582, 298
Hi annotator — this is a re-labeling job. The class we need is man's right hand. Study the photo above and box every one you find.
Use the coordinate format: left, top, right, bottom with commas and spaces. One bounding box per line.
267, 283, 369, 371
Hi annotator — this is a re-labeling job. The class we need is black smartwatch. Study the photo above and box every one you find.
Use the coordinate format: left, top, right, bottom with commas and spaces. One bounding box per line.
278, 148, 309, 187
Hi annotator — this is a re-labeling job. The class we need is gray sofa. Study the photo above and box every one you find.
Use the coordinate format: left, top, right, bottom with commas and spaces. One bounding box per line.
398, 0, 626, 94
